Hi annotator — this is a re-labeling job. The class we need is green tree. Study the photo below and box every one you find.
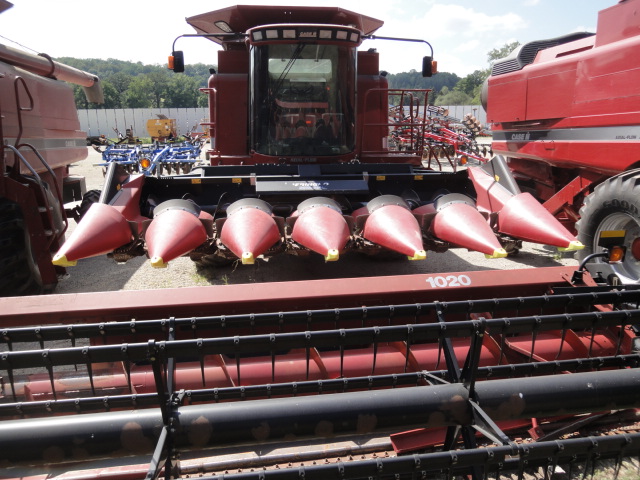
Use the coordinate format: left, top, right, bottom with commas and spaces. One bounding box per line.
487, 41, 520, 63
197, 91, 209, 108
72, 85, 89, 109
124, 75, 154, 108
435, 88, 473, 106
386, 71, 460, 105
99, 81, 121, 109
455, 70, 487, 97
146, 70, 171, 108
57, 57, 216, 109
436, 41, 522, 105
165, 75, 201, 108
108, 72, 133, 107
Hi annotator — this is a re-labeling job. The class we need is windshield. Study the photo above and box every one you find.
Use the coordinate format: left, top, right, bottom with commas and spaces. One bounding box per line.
251, 43, 356, 157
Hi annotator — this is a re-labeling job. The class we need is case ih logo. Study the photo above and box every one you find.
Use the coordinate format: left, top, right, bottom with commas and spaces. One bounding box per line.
510, 132, 531, 141
299, 30, 318, 38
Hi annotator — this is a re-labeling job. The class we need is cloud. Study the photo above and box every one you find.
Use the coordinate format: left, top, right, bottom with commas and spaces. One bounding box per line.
456, 39, 480, 52
372, 2, 527, 75
523, 0, 541, 6
421, 4, 527, 38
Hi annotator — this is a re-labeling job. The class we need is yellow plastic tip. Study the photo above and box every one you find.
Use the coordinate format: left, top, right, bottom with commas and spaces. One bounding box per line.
52, 253, 77, 267
407, 250, 427, 261
242, 252, 255, 265
325, 249, 339, 262
557, 240, 585, 252
150, 256, 168, 268
485, 248, 508, 259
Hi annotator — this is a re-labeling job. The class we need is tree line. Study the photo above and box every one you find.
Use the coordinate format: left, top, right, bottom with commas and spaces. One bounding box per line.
60, 57, 211, 109
59, 42, 518, 110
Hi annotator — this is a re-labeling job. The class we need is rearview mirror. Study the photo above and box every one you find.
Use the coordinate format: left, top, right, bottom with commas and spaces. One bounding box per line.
422, 56, 437, 77
168, 51, 185, 73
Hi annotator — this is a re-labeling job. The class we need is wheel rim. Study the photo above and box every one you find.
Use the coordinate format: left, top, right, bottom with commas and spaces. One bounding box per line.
594, 212, 640, 283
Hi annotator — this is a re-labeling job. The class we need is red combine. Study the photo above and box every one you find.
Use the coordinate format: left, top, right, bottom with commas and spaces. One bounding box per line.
0, 0, 103, 296
52, 5, 584, 271
484, 0, 640, 284
1, 4, 640, 480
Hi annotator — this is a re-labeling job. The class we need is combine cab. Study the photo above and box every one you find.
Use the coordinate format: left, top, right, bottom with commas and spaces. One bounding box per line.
484, 0, 640, 284
53, 5, 583, 271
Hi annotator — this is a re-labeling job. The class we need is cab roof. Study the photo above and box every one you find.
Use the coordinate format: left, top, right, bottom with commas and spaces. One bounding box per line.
186, 5, 384, 45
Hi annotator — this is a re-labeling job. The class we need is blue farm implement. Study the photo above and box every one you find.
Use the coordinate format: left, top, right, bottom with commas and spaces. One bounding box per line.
97, 137, 205, 175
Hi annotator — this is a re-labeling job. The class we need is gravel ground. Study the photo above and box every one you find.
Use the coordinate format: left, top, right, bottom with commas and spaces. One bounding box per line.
55, 147, 580, 294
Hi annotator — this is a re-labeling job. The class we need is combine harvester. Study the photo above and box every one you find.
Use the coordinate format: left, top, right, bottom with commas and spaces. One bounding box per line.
51, 5, 586, 270
483, 0, 640, 285
2, 3, 640, 480
0, 1, 103, 296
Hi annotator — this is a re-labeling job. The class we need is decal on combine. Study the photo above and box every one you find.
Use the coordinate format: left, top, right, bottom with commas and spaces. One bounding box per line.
425, 274, 472, 288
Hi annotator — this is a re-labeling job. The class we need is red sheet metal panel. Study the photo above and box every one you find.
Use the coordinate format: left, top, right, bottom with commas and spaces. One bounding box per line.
0, 266, 577, 327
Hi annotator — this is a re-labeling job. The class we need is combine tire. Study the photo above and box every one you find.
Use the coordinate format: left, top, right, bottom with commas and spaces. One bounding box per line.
576, 172, 640, 284
77, 189, 101, 221
0, 199, 44, 296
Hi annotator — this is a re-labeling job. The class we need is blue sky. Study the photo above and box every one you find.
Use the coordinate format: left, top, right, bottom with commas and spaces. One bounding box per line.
1, 0, 614, 77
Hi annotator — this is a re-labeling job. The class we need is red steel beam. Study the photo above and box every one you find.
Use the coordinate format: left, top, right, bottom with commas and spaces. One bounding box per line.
0, 266, 578, 327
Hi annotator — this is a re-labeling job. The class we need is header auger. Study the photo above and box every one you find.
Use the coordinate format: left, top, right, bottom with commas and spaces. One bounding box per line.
1, 264, 639, 479
52, 5, 583, 270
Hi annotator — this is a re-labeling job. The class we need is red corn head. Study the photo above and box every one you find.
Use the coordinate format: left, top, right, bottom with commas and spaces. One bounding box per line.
52, 203, 133, 266
145, 200, 209, 268
468, 158, 583, 251
362, 195, 426, 260
416, 195, 506, 258
220, 199, 281, 264
291, 197, 350, 261
499, 192, 584, 251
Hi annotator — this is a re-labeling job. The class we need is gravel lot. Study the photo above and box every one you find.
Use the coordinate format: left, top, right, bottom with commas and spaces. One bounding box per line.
55, 147, 579, 294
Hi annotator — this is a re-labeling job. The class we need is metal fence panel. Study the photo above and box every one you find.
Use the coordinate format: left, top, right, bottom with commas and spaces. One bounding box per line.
78, 106, 481, 139
78, 108, 210, 139
439, 105, 486, 125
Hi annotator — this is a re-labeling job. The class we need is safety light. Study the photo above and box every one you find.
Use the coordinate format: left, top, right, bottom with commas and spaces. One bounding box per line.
214, 20, 233, 33
608, 245, 626, 263
140, 158, 151, 169
459, 154, 468, 165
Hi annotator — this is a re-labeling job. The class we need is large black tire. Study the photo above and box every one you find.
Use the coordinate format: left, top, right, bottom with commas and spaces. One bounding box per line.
576, 172, 640, 284
78, 189, 101, 221
0, 199, 44, 296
